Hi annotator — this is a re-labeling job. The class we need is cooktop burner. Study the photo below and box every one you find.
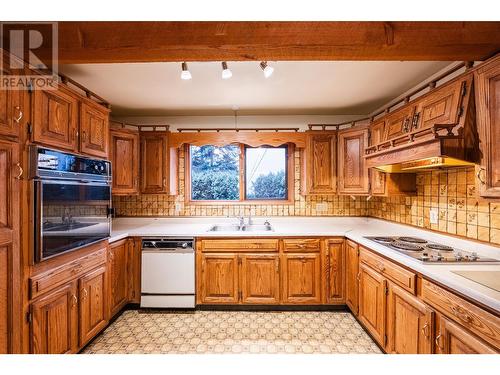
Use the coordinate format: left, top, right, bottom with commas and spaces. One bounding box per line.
426, 243, 454, 252
364, 236, 500, 263
398, 237, 428, 244
390, 241, 424, 251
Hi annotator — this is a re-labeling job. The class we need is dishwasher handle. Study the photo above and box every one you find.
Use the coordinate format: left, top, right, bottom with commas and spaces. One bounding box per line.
141, 248, 194, 254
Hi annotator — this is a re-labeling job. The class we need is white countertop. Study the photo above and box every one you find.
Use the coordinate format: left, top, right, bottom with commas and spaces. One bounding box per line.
110, 216, 500, 313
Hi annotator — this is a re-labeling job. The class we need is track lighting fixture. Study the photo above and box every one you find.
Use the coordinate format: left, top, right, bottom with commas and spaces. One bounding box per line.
260, 61, 274, 78
180, 62, 192, 80
221, 62, 232, 79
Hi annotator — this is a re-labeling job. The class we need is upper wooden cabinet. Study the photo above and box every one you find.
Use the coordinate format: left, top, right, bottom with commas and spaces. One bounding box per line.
0, 89, 21, 139
140, 132, 177, 194
79, 102, 109, 158
31, 83, 110, 158
338, 126, 369, 195
30, 281, 78, 354
110, 127, 139, 195
32, 85, 79, 152
383, 105, 415, 141
302, 131, 337, 195
475, 54, 500, 198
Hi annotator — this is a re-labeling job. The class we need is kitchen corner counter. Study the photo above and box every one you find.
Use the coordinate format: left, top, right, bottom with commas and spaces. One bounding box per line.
109, 216, 500, 313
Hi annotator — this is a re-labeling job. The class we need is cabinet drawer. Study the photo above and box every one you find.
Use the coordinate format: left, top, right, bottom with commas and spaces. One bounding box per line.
359, 247, 416, 294
283, 239, 321, 252
201, 239, 279, 252
30, 247, 107, 299
422, 279, 500, 350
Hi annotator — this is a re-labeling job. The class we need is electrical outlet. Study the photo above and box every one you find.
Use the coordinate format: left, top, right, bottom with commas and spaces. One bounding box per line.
430, 208, 439, 224
316, 202, 328, 212
175, 203, 182, 213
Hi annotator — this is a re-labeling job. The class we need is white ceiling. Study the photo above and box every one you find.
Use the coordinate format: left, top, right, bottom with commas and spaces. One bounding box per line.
60, 61, 452, 116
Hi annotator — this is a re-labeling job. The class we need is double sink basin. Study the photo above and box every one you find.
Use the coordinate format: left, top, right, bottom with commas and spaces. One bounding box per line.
208, 223, 273, 232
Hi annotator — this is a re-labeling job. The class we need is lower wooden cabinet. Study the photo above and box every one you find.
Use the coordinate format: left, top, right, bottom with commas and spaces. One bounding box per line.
199, 254, 239, 304
386, 284, 434, 354
345, 240, 359, 314
358, 263, 387, 346
78, 266, 107, 347
108, 239, 129, 316
31, 282, 78, 354
327, 239, 345, 304
240, 254, 280, 304
436, 315, 497, 354
281, 252, 322, 304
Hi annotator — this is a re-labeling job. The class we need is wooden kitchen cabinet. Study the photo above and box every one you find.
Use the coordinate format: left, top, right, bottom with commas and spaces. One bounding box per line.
110, 128, 139, 195
31, 281, 79, 354
358, 263, 387, 346
199, 253, 239, 304
240, 254, 280, 304
436, 315, 497, 354
0, 88, 21, 139
475, 54, 500, 198
302, 131, 337, 195
383, 105, 416, 141
79, 102, 110, 158
337, 126, 370, 195
0, 140, 19, 354
345, 240, 359, 315
32, 85, 79, 152
108, 239, 129, 317
78, 266, 108, 347
386, 283, 434, 354
140, 132, 171, 194
327, 239, 345, 304
281, 252, 322, 304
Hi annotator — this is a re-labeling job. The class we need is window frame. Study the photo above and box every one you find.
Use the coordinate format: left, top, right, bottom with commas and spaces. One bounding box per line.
185, 143, 294, 205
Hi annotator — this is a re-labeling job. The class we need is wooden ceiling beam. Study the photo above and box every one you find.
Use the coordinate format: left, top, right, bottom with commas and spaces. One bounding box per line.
16, 21, 500, 63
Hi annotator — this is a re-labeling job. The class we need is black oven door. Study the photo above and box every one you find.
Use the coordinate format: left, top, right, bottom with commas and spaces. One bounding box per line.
34, 179, 111, 262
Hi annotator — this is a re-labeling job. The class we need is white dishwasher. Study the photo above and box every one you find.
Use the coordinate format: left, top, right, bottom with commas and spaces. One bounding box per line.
141, 237, 195, 308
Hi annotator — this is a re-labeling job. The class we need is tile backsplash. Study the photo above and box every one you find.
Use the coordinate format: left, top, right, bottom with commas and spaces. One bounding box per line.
112, 151, 500, 245
112, 149, 369, 218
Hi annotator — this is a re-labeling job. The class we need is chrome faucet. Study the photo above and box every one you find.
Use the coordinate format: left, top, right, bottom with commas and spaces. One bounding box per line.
238, 216, 245, 227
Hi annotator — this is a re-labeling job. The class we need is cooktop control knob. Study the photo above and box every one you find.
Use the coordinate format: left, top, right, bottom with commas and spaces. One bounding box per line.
471, 252, 479, 261
455, 252, 463, 261
436, 252, 443, 261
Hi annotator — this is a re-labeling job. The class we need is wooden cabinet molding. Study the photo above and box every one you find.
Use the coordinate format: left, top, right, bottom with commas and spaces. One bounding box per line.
475, 54, 500, 198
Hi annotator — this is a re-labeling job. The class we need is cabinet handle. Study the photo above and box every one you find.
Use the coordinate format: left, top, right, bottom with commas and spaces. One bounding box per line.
477, 168, 486, 185
356, 272, 361, 282
435, 332, 443, 351
403, 117, 411, 133
82, 131, 87, 142
71, 294, 78, 306
14, 163, 23, 180
163, 177, 167, 187
14, 106, 23, 123
412, 112, 420, 130
421, 322, 430, 338
82, 288, 88, 299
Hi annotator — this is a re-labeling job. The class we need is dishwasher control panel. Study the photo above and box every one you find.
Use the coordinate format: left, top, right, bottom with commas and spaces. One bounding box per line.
142, 238, 194, 251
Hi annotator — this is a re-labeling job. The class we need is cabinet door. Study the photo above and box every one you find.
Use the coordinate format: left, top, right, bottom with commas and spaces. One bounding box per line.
386, 284, 434, 354
127, 238, 141, 303
281, 253, 322, 304
80, 102, 109, 158
338, 127, 369, 195
383, 105, 415, 141
358, 263, 386, 346
345, 240, 359, 315
475, 55, 500, 198
79, 266, 108, 347
303, 132, 336, 194
31, 282, 78, 354
240, 254, 279, 304
140, 132, 169, 194
0, 89, 21, 138
437, 315, 497, 354
199, 254, 239, 304
327, 240, 345, 304
110, 129, 139, 195
370, 169, 386, 195
0, 141, 19, 354
109, 240, 129, 317
32, 86, 79, 151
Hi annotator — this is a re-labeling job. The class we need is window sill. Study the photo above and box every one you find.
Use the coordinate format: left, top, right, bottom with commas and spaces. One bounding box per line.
185, 199, 294, 206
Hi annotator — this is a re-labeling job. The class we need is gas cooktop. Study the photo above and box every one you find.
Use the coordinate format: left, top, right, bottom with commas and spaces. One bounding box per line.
364, 236, 500, 263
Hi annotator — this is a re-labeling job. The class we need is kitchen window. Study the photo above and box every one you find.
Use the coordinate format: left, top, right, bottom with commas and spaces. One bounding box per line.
187, 144, 292, 203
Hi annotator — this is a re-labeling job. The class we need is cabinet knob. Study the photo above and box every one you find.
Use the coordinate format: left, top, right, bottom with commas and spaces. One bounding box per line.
421, 322, 430, 338
477, 168, 486, 185
71, 294, 78, 306
14, 163, 23, 180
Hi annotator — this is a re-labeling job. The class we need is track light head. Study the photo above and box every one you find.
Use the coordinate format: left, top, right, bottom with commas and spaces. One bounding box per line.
181, 62, 192, 80
260, 61, 274, 78
221, 61, 232, 79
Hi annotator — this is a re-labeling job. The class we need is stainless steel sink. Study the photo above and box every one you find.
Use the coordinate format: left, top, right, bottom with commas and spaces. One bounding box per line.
208, 223, 273, 232
241, 224, 273, 232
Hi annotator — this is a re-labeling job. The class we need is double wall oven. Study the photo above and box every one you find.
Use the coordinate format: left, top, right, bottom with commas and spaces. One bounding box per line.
30, 146, 112, 263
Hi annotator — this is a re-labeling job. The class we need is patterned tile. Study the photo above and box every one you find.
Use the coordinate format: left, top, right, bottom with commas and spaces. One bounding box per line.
82, 310, 381, 354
